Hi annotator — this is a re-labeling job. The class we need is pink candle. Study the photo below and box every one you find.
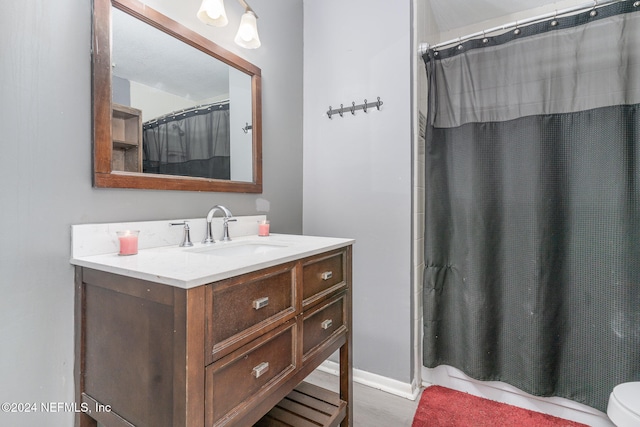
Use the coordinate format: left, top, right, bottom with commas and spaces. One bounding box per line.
117, 230, 139, 255
258, 220, 270, 236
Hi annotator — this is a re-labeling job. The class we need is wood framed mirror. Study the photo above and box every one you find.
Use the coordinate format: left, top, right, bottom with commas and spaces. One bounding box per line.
92, 0, 262, 192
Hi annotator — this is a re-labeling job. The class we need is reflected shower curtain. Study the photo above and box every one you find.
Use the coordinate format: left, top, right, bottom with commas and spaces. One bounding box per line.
143, 104, 230, 179
423, 2, 640, 411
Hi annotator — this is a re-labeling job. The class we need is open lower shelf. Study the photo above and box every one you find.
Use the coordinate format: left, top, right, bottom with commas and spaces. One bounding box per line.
255, 382, 347, 427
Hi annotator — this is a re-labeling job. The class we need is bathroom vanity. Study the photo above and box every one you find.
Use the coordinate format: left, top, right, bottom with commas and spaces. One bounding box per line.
71, 219, 353, 427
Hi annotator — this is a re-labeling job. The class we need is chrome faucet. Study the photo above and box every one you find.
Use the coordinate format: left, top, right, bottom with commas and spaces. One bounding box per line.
170, 221, 193, 247
203, 205, 236, 243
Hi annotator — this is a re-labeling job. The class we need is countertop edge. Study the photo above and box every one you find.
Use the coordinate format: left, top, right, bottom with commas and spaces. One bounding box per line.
71, 236, 354, 289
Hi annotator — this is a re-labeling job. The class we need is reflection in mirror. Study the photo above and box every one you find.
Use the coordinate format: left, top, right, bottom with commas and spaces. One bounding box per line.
112, 7, 252, 181
92, 0, 262, 192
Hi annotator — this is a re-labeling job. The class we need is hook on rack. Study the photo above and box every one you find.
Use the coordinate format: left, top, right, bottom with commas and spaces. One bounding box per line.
242, 122, 252, 133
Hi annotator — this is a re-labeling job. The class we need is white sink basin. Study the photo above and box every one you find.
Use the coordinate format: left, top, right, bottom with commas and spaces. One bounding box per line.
186, 241, 288, 257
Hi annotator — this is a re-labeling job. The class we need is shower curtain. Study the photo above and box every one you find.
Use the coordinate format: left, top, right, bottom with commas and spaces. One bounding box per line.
422, 2, 640, 411
143, 103, 230, 179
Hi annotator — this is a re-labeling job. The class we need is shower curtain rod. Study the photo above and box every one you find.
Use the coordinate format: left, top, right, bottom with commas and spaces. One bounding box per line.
144, 99, 230, 125
418, 0, 626, 54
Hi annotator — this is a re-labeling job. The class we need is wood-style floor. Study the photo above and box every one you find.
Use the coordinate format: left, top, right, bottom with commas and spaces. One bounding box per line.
305, 370, 420, 427
98, 371, 420, 427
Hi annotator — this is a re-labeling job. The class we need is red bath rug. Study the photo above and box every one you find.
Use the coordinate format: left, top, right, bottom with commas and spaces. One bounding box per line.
412, 386, 590, 427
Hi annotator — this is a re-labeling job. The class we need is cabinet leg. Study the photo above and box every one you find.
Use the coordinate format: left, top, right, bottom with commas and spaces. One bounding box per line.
339, 343, 353, 427
75, 269, 95, 427
340, 245, 353, 427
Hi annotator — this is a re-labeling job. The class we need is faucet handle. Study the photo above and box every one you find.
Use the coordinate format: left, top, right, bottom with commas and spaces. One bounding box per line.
221, 217, 237, 242
170, 221, 194, 247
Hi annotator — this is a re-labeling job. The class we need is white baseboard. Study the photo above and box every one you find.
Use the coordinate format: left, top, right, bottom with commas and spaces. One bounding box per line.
317, 360, 420, 401
422, 365, 615, 427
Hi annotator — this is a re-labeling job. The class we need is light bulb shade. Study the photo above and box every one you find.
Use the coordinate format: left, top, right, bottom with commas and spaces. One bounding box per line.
197, 0, 228, 27
234, 11, 261, 49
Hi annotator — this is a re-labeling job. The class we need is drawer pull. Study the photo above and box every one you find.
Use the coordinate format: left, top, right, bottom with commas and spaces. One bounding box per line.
252, 362, 270, 378
321, 271, 333, 281
252, 297, 269, 310
321, 319, 333, 330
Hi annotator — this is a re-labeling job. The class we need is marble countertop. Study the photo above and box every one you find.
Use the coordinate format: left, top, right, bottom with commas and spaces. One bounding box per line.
71, 226, 354, 289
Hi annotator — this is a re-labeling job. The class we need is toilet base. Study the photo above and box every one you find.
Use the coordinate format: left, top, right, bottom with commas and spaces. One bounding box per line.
607, 383, 640, 427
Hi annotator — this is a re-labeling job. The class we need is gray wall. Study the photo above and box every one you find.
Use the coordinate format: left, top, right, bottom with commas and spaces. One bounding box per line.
303, 0, 413, 384
0, 0, 302, 425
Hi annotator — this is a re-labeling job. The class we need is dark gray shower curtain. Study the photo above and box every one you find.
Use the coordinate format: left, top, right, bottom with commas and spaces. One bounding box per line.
143, 104, 230, 179
423, 2, 640, 412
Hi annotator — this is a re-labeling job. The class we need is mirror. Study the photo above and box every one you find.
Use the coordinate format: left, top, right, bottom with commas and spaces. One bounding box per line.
93, 0, 262, 192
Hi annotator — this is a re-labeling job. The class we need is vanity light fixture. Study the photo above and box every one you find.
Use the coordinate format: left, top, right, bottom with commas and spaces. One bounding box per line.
197, 0, 228, 26
197, 0, 261, 49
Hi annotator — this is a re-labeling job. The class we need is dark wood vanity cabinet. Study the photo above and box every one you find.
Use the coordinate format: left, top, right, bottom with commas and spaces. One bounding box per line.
75, 247, 352, 427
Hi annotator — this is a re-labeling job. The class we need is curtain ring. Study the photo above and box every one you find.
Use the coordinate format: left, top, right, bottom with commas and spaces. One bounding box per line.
327, 106, 333, 119
456, 37, 463, 51
363, 99, 368, 113
514, 21, 521, 35
351, 102, 356, 115
482, 30, 489, 44
339, 104, 344, 118
376, 97, 382, 110
590, 0, 598, 17
551, 10, 558, 27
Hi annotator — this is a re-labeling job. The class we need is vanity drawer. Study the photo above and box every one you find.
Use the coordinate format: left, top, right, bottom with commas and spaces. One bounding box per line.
303, 292, 347, 359
302, 250, 346, 306
205, 320, 297, 427
206, 263, 297, 363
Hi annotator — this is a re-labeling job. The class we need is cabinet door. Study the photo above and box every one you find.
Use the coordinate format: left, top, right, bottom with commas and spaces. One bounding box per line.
205, 320, 297, 427
302, 249, 347, 307
302, 292, 347, 361
206, 262, 297, 363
